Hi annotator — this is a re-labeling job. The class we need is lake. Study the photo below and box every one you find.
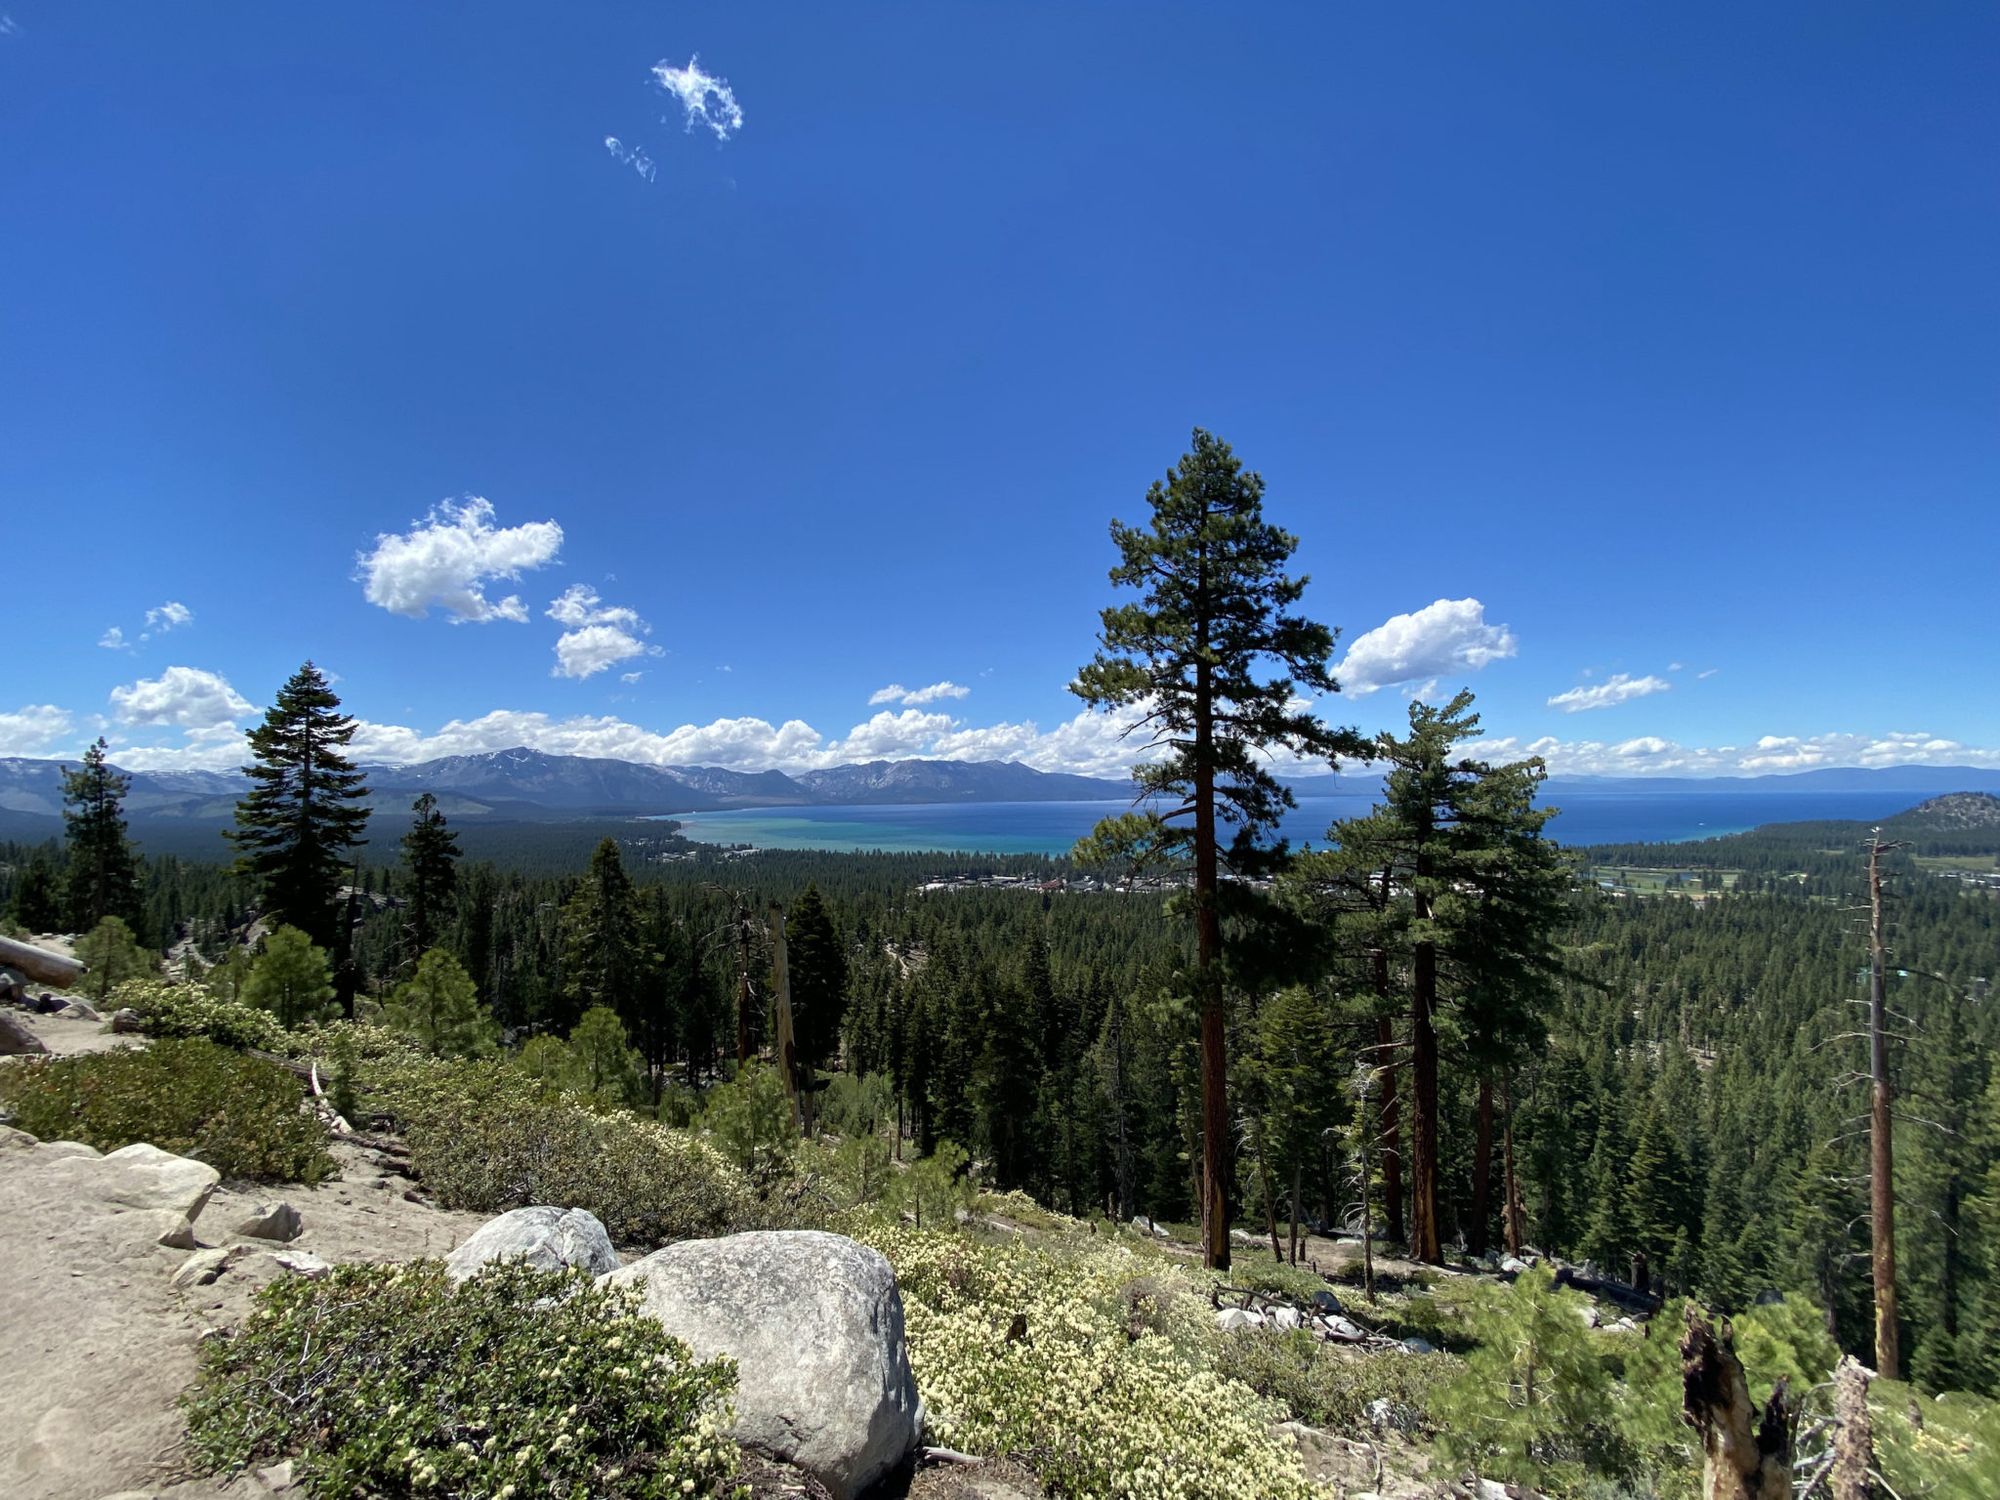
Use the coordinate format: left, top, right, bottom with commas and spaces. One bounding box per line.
660, 789, 1927, 856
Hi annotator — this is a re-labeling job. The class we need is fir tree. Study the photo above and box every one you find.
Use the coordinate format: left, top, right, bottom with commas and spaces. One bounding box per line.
1072, 427, 1362, 1269
60, 738, 142, 935
74, 914, 152, 1001
399, 793, 461, 963
560, 838, 641, 1033
229, 663, 370, 955
7, 851, 64, 933
785, 883, 848, 1075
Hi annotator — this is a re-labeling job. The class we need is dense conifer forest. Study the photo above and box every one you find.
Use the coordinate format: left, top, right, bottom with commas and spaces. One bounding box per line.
6, 785, 1997, 1394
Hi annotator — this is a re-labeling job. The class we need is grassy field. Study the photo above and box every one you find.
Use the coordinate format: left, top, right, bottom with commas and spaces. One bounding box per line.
1586, 866, 1741, 896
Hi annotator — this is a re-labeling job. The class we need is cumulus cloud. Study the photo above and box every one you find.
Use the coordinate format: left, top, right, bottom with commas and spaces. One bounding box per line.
1546, 673, 1673, 714
545, 584, 661, 680
868, 681, 971, 707
1339, 599, 1518, 696
653, 55, 743, 141
109, 666, 253, 730
98, 626, 130, 651
0, 704, 73, 756
603, 136, 657, 182
358, 497, 563, 623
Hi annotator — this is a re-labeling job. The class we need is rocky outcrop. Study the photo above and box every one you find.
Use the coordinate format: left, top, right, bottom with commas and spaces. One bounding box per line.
443, 1206, 618, 1283
33, 1142, 220, 1253
606, 1229, 922, 1500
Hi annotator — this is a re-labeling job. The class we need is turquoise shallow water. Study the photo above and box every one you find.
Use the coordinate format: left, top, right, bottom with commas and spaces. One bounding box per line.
659, 790, 1924, 856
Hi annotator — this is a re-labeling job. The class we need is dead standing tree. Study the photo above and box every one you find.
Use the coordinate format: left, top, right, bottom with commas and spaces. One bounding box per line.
1863, 835, 1902, 1381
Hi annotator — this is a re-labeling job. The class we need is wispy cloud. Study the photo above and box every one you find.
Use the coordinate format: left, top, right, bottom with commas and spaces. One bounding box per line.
98, 626, 131, 651
1546, 672, 1672, 713
869, 680, 971, 707
144, 601, 193, 635
652, 55, 743, 142
603, 136, 657, 183
0, 15, 20, 39
1339, 598, 1518, 696
358, 497, 563, 624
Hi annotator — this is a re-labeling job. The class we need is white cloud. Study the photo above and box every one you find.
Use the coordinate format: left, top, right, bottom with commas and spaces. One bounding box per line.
652, 55, 742, 141
98, 626, 130, 651
0, 704, 72, 756
620, 671, 646, 685
1463, 728, 2000, 778
1546, 673, 1673, 714
1339, 599, 1518, 696
0, 15, 18, 39
546, 583, 641, 630
868, 680, 971, 707
1668, 662, 1685, 673
1698, 668, 1720, 680
545, 585, 661, 680
109, 666, 253, 731
358, 497, 563, 623
143, 601, 193, 634
603, 136, 657, 182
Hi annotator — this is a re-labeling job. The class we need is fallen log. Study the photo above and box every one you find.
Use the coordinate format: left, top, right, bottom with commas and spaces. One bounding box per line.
0, 934, 86, 990
1555, 1264, 1663, 1317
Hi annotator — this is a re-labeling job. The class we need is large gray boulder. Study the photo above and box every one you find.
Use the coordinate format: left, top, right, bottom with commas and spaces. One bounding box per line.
444, 1206, 618, 1283
0, 1010, 48, 1055
605, 1230, 922, 1499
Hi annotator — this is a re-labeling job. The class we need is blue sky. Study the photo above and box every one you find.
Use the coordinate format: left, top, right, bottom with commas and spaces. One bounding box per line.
2, 3, 1995, 778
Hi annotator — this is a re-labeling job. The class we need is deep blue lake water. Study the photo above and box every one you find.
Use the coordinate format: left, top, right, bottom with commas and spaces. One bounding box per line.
661, 790, 1926, 856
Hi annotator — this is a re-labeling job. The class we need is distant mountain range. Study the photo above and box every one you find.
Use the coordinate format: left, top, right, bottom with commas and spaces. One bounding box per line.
0, 748, 1135, 828
2, 749, 1998, 834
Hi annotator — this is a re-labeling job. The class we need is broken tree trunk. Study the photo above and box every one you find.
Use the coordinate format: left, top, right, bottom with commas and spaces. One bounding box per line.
0, 934, 87, 989
1681, 1306, 1792, 1500
1831, 1355, 1874, 1500
768, 903, 801, 1132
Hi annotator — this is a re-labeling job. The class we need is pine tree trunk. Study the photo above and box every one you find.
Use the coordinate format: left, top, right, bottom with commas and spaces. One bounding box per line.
1408, 936, 1442, 1263
1193, 665, 1229, 1272
1470, 1076, 1495, 1257
1681, 1306, 1793, 1500
1867, 841, 1901, 1380
1831, 1355, 1874, 1500
1289, 1164, 1302, 1265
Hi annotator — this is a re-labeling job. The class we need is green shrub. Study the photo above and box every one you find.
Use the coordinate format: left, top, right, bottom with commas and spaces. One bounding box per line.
404, 1081, 754, 1248
243, 925, 336, 1028
703, 1062, 797, 1182
1215, 1326, 1461, 1436
113, 978, 287, 1051
183, 1261, 744, 1500
74, 915, 155, 1000
868, 1225, 1319, 1499
0, 1038, 333, 1183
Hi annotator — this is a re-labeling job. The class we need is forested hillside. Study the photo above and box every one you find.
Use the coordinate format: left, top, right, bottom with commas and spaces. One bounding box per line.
6, 789, 1996, 1392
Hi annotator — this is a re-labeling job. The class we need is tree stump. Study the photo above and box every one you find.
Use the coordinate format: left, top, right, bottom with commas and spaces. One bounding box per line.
1681, 1305, 1792, 1500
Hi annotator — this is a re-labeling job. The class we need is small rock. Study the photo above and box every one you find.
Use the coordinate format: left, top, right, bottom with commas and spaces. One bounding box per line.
1476, 1480, 1511, 1500
233, 1201, 304, 1242
1270, 1305, 1302, 1331
1500, 1255, 1531, 1274
109, 1007, 145, 1033
145, 1211, 201, 1250
1612, 1316, 1639, 1333
1578, 1303, 1601, 1328
445, 1206, 617, 1283
256, 1459, 297, 1492
172, 1246, 245, 1289
270, 1250, 332, 1279
1215, 1308, 1264, 1333
1402, 1335, 1436, 1354
1365, 1396, 1394, 1428
1321, 1316, 1366, 1342
0, 1011, 49, 1055
58, 998, 102, 1022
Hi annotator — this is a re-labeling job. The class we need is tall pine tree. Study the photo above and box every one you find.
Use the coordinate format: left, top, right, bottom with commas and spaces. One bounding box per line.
400, 792, 461, 963
61, 737, 143, 936
229, 663, 370, 955
1072, 427, 1362, 1270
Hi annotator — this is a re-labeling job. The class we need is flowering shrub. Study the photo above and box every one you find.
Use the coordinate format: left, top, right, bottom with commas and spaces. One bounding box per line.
0, 1037, 334, 1183
183, 1261, 744, 1499
865, 1226, 1321, 1499
112, 978, 287, 1051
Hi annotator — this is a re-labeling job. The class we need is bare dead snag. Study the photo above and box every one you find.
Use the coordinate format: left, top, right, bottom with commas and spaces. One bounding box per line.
1681, 1305, 1792, 1500
1831, 1355, 1874, 1500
